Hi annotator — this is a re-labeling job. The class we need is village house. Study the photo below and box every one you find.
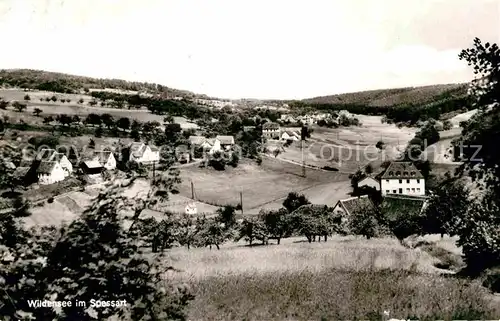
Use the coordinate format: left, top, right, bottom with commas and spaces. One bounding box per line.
36, 148, 73, 177
80, 159, 105, 183
280, 130, 300, 142
207, 138, 221, 154
128, 142, 160, 165
93, 150, 116, 170
175, 145, 191, 163
380, 162, 425, 196
36, 161, 66, 185
262, 122, 280, 139
357, 176, 381, 191
215, 135, 235, 151
332, 195, 375, 219
27, 149, 73, 185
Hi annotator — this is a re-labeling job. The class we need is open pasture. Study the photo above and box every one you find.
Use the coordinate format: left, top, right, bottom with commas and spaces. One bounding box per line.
178, 158, 350, 213
158, 234, 500, 321
275, 115, 416, 173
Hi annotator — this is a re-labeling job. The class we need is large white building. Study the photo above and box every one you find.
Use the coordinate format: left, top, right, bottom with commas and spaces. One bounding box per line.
380, 162, 425, 196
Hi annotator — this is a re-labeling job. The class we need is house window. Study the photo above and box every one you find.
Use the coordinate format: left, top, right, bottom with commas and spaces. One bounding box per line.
417, 179, 420, 183
399, 179, 402, 184
393, 190, 396, 194
396, 171, 401, 176
417, 188, 421, 192
386, 180, 389, 183
386, 190, 390, 194
389, 171, 393, 176
412, 188, 415, 192
406, 188, 410, 192
403, 171, 408, 176
406, 179, 410, 183
399, 188, 403, 194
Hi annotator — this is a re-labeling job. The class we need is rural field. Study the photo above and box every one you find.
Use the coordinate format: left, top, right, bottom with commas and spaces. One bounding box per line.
159, 234, 500, 321
178, 157, 351, 213
274, 115, 416, 173
0, 89, 198, 129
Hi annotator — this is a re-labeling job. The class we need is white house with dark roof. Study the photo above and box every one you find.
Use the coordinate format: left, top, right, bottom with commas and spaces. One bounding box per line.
36, 148, 73, 177
280, 130, 300, 142
37, 161, 66, 185
128, 142, 160, 165
357, 176, 380, 191
380, 162, 425, 196
262, 122, 280, 139
93, 150, 116, 170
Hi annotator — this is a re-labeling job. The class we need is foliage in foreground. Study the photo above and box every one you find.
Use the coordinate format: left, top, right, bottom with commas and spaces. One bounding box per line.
189, 268, 499, 321
0, 185, 193, 321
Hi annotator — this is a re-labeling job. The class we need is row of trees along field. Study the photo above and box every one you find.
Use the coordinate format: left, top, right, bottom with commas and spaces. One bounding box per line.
0, 69, 193, 96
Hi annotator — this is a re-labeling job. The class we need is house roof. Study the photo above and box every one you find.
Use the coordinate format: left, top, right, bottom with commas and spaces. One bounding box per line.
334, 195, 375, 216
262, 122, 280, 130
291, 204, 331, 215
381, 194, 428, 221
358, 176, 379, 184
283, 130, 300, 137
216, 135, 235, 145
35, 148, 56, 161
189, 136, 207, 145
36, 161, 57, 174
176, 145, 189, 153
94, 150, 113, 165
83, 159, 103, 169
13, 166, 30, 178
381, 162, 424, 179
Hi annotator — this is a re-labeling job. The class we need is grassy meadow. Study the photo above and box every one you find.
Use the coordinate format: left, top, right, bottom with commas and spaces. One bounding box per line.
274, 115, 417, 173
160, 235, 500, 321
178, 157, 351, 213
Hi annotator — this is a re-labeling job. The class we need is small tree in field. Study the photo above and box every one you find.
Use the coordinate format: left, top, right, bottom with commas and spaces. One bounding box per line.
23, 94, 30, 101
33, 108, 43, 117
12, 101, 27, 112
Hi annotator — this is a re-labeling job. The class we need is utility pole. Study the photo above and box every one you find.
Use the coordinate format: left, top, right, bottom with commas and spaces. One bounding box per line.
301, 139, 306, 178
240, 191, 243, 215
191, 181, 195, 200
152, 161, 156, 182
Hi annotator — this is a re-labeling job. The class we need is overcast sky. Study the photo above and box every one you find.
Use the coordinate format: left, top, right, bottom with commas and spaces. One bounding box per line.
0, 0, 498, 99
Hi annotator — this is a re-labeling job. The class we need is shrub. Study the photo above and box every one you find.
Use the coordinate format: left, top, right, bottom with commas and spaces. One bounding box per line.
47, 197, 54, 203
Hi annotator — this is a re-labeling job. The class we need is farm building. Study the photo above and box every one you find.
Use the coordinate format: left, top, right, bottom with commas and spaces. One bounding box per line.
380, 162, 425, 196
357, 176, 380, 191
332, 195, 375, 217
262, 122, 280, 139
128, 142, 160, 165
